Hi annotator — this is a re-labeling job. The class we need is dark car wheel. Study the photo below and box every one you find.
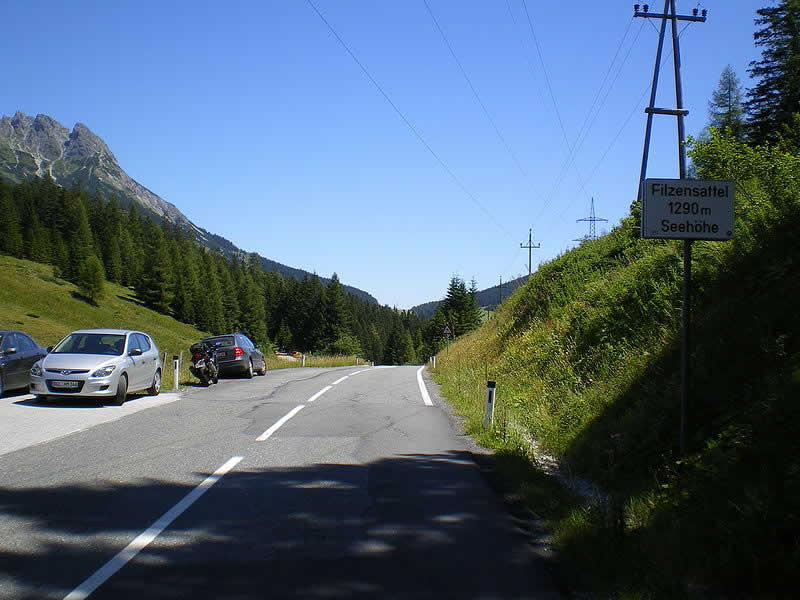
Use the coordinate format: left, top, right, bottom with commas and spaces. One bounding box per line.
0, 374, 4, 398
112, 374, 128, 406
257, 359, 267, 376
148, 369, 161, 396
245, 359, 254, 379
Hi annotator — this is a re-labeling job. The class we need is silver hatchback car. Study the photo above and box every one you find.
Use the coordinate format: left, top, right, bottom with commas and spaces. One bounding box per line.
29, 329, 162, 405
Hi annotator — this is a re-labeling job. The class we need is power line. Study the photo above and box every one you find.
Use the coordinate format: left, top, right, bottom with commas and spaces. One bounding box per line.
519, 0, 592, 205
423, 0, 537, 190
538, 18, 646, 223
305, 0, 511, 237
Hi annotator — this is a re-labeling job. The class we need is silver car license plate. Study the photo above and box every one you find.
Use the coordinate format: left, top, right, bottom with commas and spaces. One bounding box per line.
52, 380, 80, 389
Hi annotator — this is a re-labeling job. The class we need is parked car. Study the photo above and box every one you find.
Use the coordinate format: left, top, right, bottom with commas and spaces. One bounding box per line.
0, 330, 48, 397
29, 329, 162, 405
201, 333, 266, 378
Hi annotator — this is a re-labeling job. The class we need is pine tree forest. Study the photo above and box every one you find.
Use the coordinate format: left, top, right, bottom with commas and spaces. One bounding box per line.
0, 175, 426, 364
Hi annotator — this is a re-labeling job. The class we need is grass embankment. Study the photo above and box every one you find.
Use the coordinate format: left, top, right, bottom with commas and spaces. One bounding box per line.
0, 256, 209, 386
264, 354, 364, 370
432, 137, 799, 597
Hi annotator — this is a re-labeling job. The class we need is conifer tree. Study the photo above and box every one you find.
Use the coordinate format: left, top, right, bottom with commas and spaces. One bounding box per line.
217, 260, 240, 333
745, 0, 800, 144
65, 193, 95, 282
78, 254, 106, 304
197, 251, 225, 334
24, 213, 51, 263
136, 224, 173, 313
0, 180, 24, 257
324, 273, 351, 348
276, 322, 293, 351
708, 65, 746, 141
238, 270, 268, 345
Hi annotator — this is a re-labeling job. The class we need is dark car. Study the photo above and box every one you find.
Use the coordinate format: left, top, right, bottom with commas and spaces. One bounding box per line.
0, 330, 48, 397
202, 333, 266, 378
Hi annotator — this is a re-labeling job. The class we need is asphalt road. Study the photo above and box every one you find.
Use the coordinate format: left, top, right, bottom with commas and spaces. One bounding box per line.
0, 366, 560, 599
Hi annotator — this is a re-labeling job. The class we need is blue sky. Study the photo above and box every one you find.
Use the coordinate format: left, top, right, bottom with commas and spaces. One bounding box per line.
3, 1, 765, 308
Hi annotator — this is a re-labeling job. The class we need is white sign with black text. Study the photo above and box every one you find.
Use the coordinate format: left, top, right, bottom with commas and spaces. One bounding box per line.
641, 179, 734, 240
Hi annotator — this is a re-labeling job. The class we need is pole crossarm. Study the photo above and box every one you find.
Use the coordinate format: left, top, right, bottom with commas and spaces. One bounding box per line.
634, 11, 706, 21
645, 107, 689, 116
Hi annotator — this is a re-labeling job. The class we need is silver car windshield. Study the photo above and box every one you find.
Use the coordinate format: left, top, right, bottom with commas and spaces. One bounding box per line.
52, 333, 126, 356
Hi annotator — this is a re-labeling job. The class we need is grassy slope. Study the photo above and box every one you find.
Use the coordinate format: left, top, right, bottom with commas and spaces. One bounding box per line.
432, 146, 800, 596
0, 255, 209, 384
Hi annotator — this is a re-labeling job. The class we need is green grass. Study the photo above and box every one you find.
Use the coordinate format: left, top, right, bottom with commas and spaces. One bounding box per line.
430, 153, 800, 598
0, 255, 209, 386
264, 354, 365, 370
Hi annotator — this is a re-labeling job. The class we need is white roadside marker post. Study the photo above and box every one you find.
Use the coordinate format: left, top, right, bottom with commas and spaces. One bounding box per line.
173, 355, 180, 391
484, 380, 496, 428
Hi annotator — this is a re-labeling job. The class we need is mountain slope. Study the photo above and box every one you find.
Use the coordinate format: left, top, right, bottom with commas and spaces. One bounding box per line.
0, 255, 207, 383
0, 112, 377, 303
410, 274, 529, 318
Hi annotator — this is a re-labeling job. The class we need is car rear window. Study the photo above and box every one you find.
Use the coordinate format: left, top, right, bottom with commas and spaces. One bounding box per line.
203, 336, 235, 348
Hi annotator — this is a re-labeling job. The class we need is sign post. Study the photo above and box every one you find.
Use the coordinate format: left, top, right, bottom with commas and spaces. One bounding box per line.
642, 178, 733, 455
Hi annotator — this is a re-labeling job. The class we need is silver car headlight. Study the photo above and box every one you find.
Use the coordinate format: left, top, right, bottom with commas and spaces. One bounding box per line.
31, 363, 43, 377
91, 365, 116, 378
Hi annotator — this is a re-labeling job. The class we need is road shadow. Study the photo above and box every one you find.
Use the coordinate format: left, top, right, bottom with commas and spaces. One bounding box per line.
0, 452, 561, 600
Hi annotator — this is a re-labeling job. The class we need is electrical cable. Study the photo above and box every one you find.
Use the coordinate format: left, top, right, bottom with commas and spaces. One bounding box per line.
305, 0, 512, 237
541, 19, 645, 222
520, 0, 593, 203
423, 0, 539, 201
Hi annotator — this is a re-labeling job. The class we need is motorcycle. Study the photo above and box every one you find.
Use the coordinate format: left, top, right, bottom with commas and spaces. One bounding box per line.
189, 341, 219, 386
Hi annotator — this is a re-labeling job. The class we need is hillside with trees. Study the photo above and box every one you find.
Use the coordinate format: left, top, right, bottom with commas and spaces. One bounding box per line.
429, 2, 800, 596
0, 176, 422, 364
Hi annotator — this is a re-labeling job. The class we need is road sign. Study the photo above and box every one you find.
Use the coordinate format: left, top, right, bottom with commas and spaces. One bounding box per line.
442, 326, 452, 336
641, 179, 734, 240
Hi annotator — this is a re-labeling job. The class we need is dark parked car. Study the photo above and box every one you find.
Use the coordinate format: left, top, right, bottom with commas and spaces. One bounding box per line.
0, 330, 48, 397
202, 333, 266, 378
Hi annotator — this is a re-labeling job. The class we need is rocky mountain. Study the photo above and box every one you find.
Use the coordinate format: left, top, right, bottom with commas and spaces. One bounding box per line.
0, 112, 377, 303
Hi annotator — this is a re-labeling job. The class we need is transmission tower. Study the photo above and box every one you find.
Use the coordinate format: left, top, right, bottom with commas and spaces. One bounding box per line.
519, 228, 540, 276
574, 197, 608, 242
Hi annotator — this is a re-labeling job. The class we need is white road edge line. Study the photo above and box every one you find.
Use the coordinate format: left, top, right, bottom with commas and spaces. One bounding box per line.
64, 455, 244, 600
416, 366, 434, 406
332, 376, 349, 385
307, 385, 332, 403
256, 405, 306, 441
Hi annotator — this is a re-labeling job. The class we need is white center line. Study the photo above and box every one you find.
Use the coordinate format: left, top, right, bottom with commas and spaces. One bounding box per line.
349, 369, 368, 376
416, 366, 434, 406
332, 376, 349, 385
64, 455, 244, 600
256, 405, 305, 441
307, 385, 332, 403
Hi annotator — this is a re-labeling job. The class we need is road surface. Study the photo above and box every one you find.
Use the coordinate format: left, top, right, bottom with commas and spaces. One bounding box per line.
0, 366, 560, 599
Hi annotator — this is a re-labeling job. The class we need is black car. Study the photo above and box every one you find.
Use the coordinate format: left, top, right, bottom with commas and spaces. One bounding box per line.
0, 330, 48, 397
201, 333, 266, 378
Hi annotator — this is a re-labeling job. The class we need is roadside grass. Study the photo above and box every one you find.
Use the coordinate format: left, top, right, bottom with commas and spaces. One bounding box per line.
0, 255, 208, 386
430, 145, 800, 598
264, 354, 364, 370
